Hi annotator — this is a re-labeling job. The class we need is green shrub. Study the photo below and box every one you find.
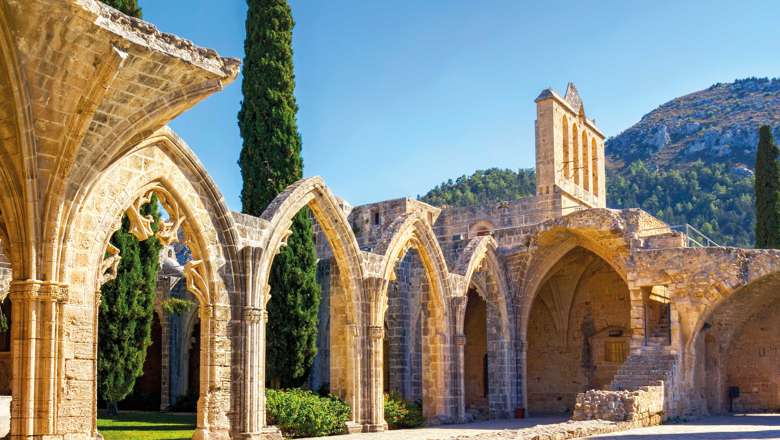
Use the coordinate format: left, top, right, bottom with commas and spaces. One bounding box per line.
266, 389, 350, 438
384, 392, 424, 429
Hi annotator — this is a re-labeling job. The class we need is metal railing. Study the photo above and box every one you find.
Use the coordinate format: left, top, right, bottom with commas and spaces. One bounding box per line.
670, 224, 722, 248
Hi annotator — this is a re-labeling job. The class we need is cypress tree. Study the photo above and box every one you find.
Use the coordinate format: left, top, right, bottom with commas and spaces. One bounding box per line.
754, 125, 780, 248
238, 0, 321, 388
99, 0, 142, 18
98, 198, 161, 414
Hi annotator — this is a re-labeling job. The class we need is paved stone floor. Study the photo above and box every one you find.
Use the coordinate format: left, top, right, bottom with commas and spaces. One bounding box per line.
590, 414, 780, 439
300, 417, 568, 440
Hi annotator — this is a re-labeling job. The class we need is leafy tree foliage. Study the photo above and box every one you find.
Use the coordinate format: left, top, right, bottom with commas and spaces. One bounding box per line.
754, 125, 780, 248
422, 163, 754, 247
420, 168, 536, 206
608, 161, 754, 247
99, 0, 142, 18
98, 198, 161, 414
238, 0, 320, 387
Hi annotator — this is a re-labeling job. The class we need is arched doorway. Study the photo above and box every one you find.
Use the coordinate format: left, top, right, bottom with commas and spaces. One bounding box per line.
693, 274, 780, 414
374, 215, 452, 423
254, 177, 365, 431
383, 250, 427, 403
526, 247, 630, 414
463, 289, 488, 417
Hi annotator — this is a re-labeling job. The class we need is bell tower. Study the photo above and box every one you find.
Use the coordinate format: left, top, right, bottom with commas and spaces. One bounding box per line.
534, 83, 606, 210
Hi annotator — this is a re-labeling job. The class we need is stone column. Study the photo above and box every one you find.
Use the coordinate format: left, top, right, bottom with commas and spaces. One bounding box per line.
450, 296, 467, 422
453, 334, 466, 422
361, 276, 388, 432
366, 325, 387, 432
344, 323, 363, 434
238, 246, 281, 440
239, 306, 279, 439
9, 280, 67, 439
517, 338, 527, 415
629, 287, 645, 354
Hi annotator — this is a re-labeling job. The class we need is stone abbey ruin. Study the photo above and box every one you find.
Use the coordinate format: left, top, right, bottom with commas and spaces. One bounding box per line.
0, 1, 779, 439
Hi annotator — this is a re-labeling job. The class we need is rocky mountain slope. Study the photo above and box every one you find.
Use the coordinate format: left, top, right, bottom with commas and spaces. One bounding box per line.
607, 77, 780, 172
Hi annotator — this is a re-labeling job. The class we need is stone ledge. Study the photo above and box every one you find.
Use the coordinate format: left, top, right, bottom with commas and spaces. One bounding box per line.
75, 0, 240, 79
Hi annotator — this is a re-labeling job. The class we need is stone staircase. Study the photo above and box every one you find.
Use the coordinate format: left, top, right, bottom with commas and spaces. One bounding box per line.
609, 343, 674, 391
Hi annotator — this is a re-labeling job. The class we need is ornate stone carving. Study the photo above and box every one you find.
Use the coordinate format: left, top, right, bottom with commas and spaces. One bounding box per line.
184, 259, 209, 303
368, 325, 384, 340
100, 242, 121, 285
9, 281, 69, 303
243, 307, 263, 323
126, 185, 187, 246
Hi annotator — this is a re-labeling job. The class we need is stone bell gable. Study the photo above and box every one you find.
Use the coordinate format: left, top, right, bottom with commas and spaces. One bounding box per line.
535, 83, 606, 211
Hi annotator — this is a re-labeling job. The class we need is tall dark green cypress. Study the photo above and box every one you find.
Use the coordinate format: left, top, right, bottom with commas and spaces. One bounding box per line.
754, 125, 780, 248
98, 199, 161, 414
239, 0, 320, 387
99, 0, 142, 18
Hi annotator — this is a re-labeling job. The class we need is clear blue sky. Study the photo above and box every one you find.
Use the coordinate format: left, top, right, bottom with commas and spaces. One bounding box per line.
142, 1, 780, 211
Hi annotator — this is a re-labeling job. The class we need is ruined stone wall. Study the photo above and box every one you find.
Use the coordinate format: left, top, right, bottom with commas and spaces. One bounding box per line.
573, 386, 664, 424
726, 298, 780, 412
432, 194, 562, 242
349, 199, 440, 250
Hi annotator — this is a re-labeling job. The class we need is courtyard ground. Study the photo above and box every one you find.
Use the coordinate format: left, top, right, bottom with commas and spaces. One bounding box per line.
590, 414, 780, 439
39, 412, 780, 440
96, 411, 195, 440
299, 417, 567, 440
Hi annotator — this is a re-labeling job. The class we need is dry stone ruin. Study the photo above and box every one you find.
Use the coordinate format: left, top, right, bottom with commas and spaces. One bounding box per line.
0, 1, 779, 439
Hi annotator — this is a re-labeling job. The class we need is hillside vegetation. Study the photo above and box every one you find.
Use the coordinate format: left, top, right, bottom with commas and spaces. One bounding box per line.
419, 165, 753, 247
421, 168, 536, 207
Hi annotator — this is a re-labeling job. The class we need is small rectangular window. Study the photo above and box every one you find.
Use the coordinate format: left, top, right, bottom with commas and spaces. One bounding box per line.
373, 212, 381, 225
605, 341, 628, 363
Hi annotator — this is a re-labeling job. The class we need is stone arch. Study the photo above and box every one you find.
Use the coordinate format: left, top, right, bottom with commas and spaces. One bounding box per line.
523, 242, 631, 414
572, 123, 580, 186
469, 220, 496, 238
591, 138, 599, 197
688, 271, 780, 415
373, 212, 453, 419
0, 3, 37, 281
562, 116, 570, 179
64, 130, 241, 439
520, 233, 628, 340
454, 236, 514, 417
257, 176, 364, 425
258, 176, 363, 324
582, 130, 590, 191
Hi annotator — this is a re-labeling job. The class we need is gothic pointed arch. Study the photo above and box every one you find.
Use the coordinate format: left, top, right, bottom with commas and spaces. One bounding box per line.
257, 176, 364, 321
64, 129, 242, 439
453, 236, 515, 416
371, 211, 453, 419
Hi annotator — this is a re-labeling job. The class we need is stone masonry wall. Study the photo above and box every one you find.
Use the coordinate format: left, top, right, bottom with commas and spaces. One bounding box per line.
572, 386, 664, 424
726, 298, 780, 412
